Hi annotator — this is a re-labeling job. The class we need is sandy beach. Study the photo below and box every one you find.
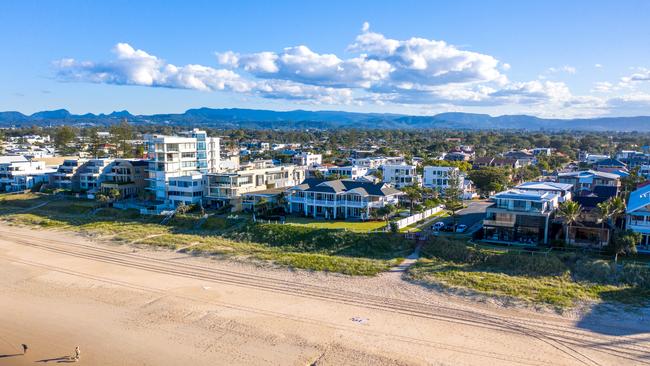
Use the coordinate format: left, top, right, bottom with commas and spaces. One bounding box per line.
0, 223, 648, 365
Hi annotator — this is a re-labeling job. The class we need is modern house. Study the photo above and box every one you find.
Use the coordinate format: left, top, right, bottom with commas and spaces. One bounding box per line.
556, 170, 620, 208
515, 181, 573, 202
423, 166, 462, 194
291, 152, 322, 167
100, 159, 148, 199
483, 189, 560, 245
287, 179, 402, 220
626, 183, 650, 253
167, 172, 205, 206
205, 160, 305, 210
326, 165, 369, 180
0, 155, 54, 192
382, 164, 420, 188
593, 158, 627, 174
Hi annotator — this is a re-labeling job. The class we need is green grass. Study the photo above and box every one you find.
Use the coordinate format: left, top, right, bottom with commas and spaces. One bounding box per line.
0, 193, 410, 276
408, 237, 650, 309
284, 217, 387, 232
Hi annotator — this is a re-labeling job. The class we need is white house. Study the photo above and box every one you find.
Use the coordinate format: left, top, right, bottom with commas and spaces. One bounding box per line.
423, 166, 461, 193
382, 164, 420, 188
0, 156, 54, 192
167, 172, 205, 206
626, 183, 650, 253
292, 152, 322, 167
287, 179, 403, 220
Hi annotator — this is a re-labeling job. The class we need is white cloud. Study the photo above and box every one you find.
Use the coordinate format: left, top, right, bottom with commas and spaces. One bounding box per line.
53, 27, 646, 118
594, 63, 603, 68
547, 65, 576, 74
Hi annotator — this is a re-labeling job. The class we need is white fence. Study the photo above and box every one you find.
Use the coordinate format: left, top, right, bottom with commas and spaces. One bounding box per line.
392, 205, 444, 230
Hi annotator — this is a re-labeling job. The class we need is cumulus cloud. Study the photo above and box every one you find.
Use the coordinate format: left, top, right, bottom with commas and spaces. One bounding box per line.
53, 26, 639, 117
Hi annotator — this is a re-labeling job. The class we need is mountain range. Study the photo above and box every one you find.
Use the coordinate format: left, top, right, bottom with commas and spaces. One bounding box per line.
1, 107, 650, 131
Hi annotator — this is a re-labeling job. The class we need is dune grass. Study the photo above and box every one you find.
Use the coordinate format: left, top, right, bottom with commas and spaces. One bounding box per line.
408, 237, 650, 308
0, 193, 410, 275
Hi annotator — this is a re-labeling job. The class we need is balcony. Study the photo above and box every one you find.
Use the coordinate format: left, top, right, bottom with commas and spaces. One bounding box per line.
483, 219, 516, 228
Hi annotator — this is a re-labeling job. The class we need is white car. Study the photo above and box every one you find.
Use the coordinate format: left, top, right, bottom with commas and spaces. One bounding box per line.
456, 224, 468, 233
432, 221, 445, 230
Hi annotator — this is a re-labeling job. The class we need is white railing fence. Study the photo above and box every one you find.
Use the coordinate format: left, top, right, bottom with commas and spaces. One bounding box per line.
392, 205, 444, 230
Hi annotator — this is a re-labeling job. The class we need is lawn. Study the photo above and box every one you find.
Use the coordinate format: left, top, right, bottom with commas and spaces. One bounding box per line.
407, 237, 650, 309
284, 217, 387, 232
0, 193, 410, 276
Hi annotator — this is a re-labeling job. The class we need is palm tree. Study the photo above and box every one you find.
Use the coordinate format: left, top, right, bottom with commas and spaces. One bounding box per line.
609, 196, 626, 228
557, 201, 582, 244
596, 200, 613, 230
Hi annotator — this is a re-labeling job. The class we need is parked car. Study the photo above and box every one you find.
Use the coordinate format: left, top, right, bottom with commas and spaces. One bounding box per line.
441, 223, 455, 232
456, 224, 468, 233
431, 221, 445, 231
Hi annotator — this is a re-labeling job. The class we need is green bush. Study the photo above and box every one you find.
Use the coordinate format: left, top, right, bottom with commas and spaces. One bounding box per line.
483, 252, 567, 276
619, 264, 650, 287
571, 259, 616, 284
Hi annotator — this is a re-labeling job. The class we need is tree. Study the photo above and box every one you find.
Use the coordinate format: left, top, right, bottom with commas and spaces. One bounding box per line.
612, 230, 640, 263
596, 200, 613, 230
609, 196, 627, 228
254, 198, 270, 217
54, 126, 76, 155
176, 201, 189, 215
110, 119, 135, 158
468, 168, 509, 193
557, 201, 582, 244
87, 128, 102, 158
95, 193, 110, 208
107, 188, 121, 202
402, 186, 422, 214
443, 171, 464, 225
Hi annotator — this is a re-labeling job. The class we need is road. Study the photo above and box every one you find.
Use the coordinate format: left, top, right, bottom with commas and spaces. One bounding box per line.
0, 224, 648, 365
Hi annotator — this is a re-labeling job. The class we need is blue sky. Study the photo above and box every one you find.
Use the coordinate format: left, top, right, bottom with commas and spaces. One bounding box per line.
2, 0, 650, 117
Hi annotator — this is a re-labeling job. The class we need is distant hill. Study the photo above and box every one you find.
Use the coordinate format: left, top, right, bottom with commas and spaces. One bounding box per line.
1, 107, 650, 131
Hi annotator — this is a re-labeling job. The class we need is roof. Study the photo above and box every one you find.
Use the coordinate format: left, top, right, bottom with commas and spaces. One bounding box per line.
292, 178, 402, 197
473, 157, 494, 164
494, 189, 557, 202
0, 155, 28, 164
595, 158, 626, 167
557, 169, 620, 180
517, 181, 573, 191
627, 184, 650, 214
242, 187, 289, 197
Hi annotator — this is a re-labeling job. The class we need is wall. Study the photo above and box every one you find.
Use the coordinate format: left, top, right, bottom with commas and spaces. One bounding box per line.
393, 205, 444, 229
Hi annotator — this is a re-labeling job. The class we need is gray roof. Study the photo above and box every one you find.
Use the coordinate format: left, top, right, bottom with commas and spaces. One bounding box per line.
516, 181, 573, 191
0, 155, 28, 164
493, 189, 557, 202
291, 178, 402, 197
557, 169, 620, 180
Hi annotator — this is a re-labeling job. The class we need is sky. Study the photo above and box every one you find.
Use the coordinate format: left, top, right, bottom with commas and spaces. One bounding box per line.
2, 0, 650, 118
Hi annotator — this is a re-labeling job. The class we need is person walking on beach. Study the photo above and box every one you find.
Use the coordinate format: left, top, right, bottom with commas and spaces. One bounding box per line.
73, 346, 80, 362
21, 344, 28, 354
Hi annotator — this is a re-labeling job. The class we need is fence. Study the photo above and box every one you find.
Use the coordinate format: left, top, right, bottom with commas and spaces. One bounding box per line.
392, 205, 444, 230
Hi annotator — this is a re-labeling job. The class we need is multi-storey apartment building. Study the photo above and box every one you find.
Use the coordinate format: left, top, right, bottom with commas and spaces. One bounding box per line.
167, 172, 205, 206
100, 159, 148, 199
483, 189, 560, 245
205, 160, 305, 210
287, 179, 402, 220
626, 183, 650, 253
48, 159, 86, 190
382, 164, 420, 188
144, 130, 220, 204
76, 158, 114, 192
0, 155, 54, 192
291, 152, 322, 167
423, 166, 462, 194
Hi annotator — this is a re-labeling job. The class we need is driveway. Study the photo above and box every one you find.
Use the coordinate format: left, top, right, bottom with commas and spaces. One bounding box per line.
437, 200, 492, 234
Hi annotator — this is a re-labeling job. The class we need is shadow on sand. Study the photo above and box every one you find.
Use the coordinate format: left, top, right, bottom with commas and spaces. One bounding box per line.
35, 356, 77, 363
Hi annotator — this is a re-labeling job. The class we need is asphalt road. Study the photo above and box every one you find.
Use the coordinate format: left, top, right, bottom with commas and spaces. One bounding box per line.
437, 200, 492, 233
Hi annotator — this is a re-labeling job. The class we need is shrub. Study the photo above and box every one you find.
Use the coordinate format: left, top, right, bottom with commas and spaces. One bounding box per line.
619, 264, 650, 287
422, 237, 472, 262
483, 252, 567, 276
571, 259, 616, 284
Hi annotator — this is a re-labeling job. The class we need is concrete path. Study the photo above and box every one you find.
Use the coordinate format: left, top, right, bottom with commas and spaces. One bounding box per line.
384, 243, 422, 279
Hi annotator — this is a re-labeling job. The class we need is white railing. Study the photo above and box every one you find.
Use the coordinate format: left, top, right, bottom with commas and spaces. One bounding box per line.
392, 205, 444, 230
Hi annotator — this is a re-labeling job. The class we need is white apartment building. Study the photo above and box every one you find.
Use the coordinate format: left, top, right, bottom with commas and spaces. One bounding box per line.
382, 164, 420, 188
167, 172, 205, 206
144, 130, 220, 204
205, 160, 305, 210
0, 156, 54, 192
423, 166, 462, 193
292, 152, 322, 167
327, 165, 369, 180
